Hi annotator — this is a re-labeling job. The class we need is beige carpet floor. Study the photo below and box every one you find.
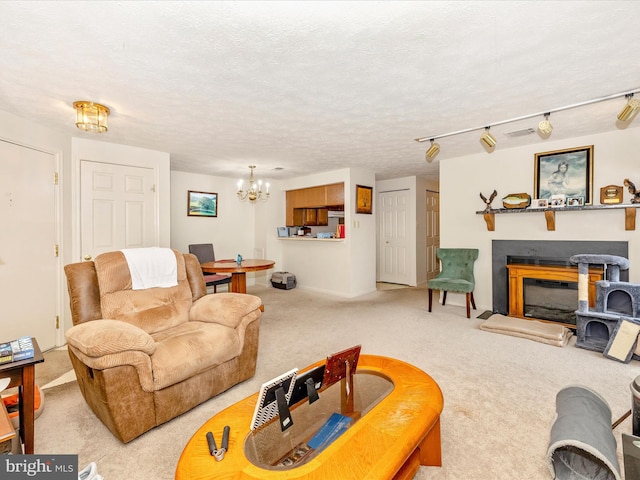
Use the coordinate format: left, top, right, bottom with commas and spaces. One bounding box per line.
29, 284, 640, 479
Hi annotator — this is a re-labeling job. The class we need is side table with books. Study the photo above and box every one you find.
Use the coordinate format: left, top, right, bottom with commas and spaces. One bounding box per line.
0, 337, 44, 454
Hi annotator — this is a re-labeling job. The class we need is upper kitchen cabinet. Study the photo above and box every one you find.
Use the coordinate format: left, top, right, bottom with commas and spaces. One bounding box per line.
286, 183, 344, 226
326, 183, 344, 206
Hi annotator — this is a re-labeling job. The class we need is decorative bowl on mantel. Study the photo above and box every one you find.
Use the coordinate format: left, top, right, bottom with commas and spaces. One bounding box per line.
502, 193, 531, 209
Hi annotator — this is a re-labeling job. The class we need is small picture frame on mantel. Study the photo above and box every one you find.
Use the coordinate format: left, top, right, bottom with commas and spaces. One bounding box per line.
550, 194, 566, 207
530, 199, 548, 209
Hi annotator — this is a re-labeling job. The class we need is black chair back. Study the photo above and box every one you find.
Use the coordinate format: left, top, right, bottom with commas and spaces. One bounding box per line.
188, 243, 215, 264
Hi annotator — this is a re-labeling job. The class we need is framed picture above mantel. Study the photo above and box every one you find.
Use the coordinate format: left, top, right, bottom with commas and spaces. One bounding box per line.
534, 145, 594, 205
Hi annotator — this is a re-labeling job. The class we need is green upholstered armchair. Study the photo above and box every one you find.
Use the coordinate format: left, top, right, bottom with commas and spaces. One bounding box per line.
428, 248, 479, 318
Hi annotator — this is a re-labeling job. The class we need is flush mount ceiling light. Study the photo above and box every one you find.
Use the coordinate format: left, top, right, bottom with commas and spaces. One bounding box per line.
414, 88, 640, 156
480, 127, 497, 148
425, 139, 440, 162
237, 165, 270, 203
538, 112, 553, 136
617, 94, 640, 121
73, 101, 110, 133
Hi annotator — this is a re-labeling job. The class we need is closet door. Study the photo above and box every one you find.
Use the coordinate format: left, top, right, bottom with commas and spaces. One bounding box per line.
378, 189, 410, 284
80, 160, 156, 260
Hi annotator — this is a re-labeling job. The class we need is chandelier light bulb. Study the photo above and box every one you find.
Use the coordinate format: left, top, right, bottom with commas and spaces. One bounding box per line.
237, 165, 270, 203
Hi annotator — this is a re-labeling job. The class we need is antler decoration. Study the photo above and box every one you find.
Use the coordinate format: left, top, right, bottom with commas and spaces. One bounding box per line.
480, 190, 497, 212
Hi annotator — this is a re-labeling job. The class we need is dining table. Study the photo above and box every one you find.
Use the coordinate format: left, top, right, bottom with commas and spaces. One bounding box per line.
201, 259, 275, 294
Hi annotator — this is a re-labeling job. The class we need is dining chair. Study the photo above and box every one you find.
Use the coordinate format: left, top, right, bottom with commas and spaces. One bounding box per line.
428, 248, 479, 318
188, 243, 232, 293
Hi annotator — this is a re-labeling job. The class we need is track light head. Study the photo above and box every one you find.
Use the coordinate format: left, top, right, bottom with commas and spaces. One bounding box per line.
538, 113, 553, 136
480, 127, 497, 148
617, 94, 640, 122
425, 139, 440, 162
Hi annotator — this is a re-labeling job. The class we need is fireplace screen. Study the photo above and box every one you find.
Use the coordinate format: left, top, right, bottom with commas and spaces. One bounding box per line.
523, 278, 578, 325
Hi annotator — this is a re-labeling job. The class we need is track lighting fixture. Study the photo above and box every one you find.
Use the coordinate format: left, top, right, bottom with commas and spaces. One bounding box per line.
425, 139, 440, 162
617, 94, 640, 122
480, 127, 496, 148
414, 88, 640, 157
538, 113, 553, 136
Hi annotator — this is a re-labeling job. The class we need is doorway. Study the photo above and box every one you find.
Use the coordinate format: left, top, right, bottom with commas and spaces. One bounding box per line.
0, 139, 59, 350
378, 189, 410, 284
80, 160, 156, 260
426, 190, 440, 281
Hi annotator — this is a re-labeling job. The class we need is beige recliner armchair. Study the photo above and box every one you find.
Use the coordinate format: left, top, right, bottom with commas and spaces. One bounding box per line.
64, 249, 261, 443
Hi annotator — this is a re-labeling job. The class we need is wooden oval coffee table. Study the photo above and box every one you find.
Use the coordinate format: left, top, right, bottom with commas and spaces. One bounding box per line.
201, 259, 275, 294
175, 354, 443, 480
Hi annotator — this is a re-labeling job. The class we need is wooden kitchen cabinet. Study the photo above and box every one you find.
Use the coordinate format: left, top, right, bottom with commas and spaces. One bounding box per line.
317, 208, 328, 225
304, 208, 318, 225
326, 183, 344, 206
292, 208, 329, 226
296, 186, 326, 208
286, 183, 344, 226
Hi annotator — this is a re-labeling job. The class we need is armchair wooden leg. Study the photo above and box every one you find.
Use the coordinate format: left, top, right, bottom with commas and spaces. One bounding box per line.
428, 288, 432, 312
442, 291, 447, 306
470, 292, 476, 310
465, 293, 471, 318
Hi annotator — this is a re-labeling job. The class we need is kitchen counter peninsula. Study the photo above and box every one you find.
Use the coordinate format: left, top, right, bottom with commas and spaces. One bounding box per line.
278, 236, 344, 242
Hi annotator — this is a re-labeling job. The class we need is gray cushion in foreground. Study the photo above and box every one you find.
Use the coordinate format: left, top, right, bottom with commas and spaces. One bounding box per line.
547, 385, 621, 480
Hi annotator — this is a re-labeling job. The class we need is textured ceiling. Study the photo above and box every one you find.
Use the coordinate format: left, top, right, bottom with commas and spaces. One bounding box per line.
1, 1, 640, 182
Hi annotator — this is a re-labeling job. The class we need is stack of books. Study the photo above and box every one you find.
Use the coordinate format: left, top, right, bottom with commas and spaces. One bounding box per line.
0, 336, 35, 365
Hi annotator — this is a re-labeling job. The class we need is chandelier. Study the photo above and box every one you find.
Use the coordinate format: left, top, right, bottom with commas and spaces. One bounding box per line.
237, 165, 270, 202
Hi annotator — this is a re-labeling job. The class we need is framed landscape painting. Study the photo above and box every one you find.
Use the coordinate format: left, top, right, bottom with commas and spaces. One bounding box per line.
187, 190, 218, 217
534, 145, 594, 205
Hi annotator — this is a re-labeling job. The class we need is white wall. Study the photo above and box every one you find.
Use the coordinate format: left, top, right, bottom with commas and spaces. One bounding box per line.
170, 171, 282, 287
440, 126, 640, 312
171, 167, 376, 296
280, 168, 377, 297
347, 168, 377, 296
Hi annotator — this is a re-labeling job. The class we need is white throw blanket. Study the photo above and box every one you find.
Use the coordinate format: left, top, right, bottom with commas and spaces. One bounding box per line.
121, 247, 178, 290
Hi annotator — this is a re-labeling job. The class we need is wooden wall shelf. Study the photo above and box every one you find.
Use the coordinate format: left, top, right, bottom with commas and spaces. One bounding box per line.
476, 204, 640, 231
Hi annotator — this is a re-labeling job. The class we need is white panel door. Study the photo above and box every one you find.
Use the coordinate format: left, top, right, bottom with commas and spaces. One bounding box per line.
426, 190, 440, 281
378, 189, 410, 284
81, 161, 156, 260
0, 140, 58, 350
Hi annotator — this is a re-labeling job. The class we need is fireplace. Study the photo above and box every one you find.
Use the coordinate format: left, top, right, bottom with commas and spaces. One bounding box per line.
492, 240, 629, 325
506, 260, 603, 326
523, 277, 578, 324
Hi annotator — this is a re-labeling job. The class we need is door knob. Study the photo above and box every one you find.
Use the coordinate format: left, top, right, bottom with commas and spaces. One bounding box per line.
83, 255, 92, 261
